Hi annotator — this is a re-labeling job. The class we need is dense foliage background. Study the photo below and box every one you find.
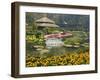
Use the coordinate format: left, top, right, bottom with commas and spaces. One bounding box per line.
26, 12, 89, 31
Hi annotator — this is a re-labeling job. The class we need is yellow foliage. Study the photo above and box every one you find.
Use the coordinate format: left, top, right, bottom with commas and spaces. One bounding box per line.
26, 52, 90, 67
26, 35, 36, 40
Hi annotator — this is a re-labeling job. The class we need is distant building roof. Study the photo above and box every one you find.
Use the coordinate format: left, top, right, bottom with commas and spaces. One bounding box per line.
35, 17, 55, 24
36, 23, 59, 28
35, 17, 59, 28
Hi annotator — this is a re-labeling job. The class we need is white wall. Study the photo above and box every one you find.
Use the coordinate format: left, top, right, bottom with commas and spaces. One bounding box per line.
0, 0, 99, 80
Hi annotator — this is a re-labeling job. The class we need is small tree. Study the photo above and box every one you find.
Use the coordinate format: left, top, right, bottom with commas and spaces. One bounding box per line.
32, 21, 37, 32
